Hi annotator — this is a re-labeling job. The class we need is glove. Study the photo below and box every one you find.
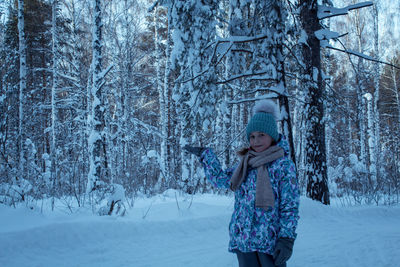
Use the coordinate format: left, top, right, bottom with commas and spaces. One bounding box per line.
183, 145, 206, 157
273, 237, 294, 266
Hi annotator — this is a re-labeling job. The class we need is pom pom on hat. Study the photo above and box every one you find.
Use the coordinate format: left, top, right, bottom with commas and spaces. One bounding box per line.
246, 100, 279, 141
252, 99, 279, 119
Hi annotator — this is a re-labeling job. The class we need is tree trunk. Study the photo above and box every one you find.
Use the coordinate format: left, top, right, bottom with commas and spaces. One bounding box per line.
153, 4, 168, 192
17, 0, 27, 180
87, 0, 107, 193
50, 0, 59, 207
300, 0, 330, 205
372, 4, 381, 190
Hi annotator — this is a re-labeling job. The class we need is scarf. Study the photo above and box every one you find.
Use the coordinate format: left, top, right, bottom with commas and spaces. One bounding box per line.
230, 145, 284, 211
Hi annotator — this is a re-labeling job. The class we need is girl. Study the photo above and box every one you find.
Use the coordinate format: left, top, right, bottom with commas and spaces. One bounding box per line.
185, 100, 300, 267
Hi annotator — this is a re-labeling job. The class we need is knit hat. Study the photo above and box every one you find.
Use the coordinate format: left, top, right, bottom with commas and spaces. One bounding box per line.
246, 100, 279, 141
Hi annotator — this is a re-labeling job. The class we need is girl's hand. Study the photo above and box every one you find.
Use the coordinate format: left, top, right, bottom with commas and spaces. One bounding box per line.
273, 237, 294, 265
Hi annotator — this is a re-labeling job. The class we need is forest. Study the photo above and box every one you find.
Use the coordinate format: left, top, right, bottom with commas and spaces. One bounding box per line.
0, 0, 399, 215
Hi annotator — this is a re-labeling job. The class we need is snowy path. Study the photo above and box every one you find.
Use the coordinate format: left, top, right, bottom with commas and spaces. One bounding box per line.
1, 194, 400, 267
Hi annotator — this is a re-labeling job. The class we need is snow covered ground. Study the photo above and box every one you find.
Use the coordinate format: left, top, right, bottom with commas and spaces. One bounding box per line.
1, 191, 400, 267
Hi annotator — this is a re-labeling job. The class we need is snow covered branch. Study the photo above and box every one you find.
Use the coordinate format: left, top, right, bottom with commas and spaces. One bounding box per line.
147, 0, 160, 12
204, 34, 271, 52
327, 46, 400, 70
318, 2, 373, 20
130, 118, 162, 138
227, 94, 279, 105
98, 64, 114, 90
217, 71, 278, 85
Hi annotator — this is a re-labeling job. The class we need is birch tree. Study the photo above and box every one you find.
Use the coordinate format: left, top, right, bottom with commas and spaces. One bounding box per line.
87, 0, 108, 194
17, 0, 27, 181
151, 3, 170, 191
371, 2, 381, 195
50, 0, 59, 206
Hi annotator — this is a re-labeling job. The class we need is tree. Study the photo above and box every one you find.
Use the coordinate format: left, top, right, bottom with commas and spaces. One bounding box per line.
167, 0, 219, 193
380, 53, 400, 201
0, 4, 19, 184
17, 0, 27, 181
299, 0, 329, 204
297, 0, 378, 204
49, 0, 59, 208
150, 2, 171, 192
87, 0, 110, 194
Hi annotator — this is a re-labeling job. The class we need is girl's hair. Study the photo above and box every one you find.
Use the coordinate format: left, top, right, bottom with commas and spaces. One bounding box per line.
237, 147, 250, 156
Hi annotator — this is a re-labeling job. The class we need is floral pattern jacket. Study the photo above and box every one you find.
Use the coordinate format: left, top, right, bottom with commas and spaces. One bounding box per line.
200, 135, 300, 255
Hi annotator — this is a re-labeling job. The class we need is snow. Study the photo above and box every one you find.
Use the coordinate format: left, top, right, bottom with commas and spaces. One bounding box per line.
298, 30, 308, 45
346, 49, 375, 61
314, 29, 335, 41
363, 92, 373, 101
318, 2, 373, 20
146, 150, 159, 159
1, 193, 400, 267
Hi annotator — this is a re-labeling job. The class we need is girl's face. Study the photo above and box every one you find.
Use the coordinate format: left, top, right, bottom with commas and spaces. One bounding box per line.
249, 131, 273, 152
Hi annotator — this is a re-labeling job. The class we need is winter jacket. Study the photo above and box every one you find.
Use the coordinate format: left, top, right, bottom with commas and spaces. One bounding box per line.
200, 135, 300, 255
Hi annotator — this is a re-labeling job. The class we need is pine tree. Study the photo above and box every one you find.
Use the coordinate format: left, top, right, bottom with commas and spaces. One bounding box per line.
168, 0, 218, 193
299, 0, 330, 204
1, 5, 19, 183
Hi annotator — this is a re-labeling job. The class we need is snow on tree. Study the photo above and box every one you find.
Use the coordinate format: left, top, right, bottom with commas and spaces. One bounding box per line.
371, 2, 382, 198
299, 0, 330, 205
380, 54, 400, 202
167, 0, 219, 193
17, 0, 27, 181
296, 0, 380, 205
50, 0, 59, 209
1, 0, 399, 208
1, 4, 19, 183
150, 2, 171, 192
87, 0, 109, 194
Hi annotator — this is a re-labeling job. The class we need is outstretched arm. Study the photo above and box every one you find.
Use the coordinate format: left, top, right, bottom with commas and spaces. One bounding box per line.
199, 149, 235, 189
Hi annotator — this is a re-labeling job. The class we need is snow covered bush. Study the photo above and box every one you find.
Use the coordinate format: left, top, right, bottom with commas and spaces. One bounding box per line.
0, 177, 33, 206
98, 184, 127, 216
332, 154, 381, 204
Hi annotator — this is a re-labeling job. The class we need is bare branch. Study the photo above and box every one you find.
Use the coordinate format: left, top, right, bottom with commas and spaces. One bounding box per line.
326, 46, 400, 70
227, 94, 279, 105
217, 71, 277, 84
